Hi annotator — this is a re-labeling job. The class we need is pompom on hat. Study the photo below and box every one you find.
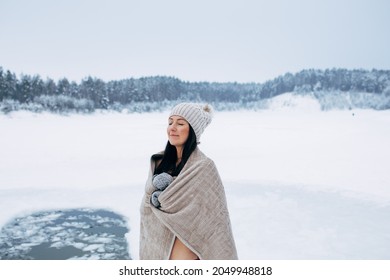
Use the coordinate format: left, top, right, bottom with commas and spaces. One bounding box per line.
169, 103, 214, 143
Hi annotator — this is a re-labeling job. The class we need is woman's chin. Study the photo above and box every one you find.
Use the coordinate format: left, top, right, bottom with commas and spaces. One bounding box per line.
169, 140, 183, 147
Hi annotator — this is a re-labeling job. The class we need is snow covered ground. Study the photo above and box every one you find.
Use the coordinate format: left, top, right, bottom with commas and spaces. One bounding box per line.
1, 97, 390, 259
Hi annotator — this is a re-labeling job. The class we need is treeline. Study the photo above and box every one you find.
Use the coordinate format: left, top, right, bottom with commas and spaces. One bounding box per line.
1, 67, 390, 113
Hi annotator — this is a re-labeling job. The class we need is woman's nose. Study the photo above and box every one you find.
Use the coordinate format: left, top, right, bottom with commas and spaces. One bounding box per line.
169, 124, 177, 131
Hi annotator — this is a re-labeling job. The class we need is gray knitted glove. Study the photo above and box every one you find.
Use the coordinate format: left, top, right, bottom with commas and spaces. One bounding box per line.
150, 190, 162, 208
152, 172, 173, 191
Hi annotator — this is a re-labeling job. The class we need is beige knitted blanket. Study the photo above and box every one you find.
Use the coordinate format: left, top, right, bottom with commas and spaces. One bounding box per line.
139, 147, 238, 260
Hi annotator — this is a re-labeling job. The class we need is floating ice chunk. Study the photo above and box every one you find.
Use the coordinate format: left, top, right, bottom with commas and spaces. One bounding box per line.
83, 244, 104, 252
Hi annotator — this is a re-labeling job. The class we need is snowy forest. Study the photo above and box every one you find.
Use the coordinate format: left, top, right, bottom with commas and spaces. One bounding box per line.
1, 67, 390, 113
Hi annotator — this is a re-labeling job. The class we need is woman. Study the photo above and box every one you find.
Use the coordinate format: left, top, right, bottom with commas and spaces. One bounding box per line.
140, 103, 238, 260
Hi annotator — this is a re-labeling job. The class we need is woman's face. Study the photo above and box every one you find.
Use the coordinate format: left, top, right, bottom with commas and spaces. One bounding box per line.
167, 115, 190, 148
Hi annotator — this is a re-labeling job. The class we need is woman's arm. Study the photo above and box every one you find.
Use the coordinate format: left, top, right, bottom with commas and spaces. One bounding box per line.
169, 237, 199, 260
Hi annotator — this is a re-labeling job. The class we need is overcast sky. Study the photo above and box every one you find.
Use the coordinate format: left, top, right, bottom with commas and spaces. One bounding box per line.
1, 0, 389, 83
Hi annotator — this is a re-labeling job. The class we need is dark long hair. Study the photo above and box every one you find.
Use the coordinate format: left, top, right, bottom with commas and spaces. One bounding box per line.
154, 125, 197, 176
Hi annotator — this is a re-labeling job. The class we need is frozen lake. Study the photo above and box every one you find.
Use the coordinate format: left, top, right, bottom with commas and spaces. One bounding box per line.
1, 105, 390, 259
0, 208, 130, 260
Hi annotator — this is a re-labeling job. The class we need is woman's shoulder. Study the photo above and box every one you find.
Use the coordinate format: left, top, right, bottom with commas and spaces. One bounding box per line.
193, 148, 215, 166
150, 151, 164, 170
151, 152, 164, 161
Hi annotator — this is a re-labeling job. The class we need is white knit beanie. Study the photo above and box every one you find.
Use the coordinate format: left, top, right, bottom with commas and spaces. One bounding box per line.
169, 103, 214, 143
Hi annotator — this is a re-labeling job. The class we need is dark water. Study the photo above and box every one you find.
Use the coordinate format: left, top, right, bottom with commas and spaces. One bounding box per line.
0, 208, 131, 260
